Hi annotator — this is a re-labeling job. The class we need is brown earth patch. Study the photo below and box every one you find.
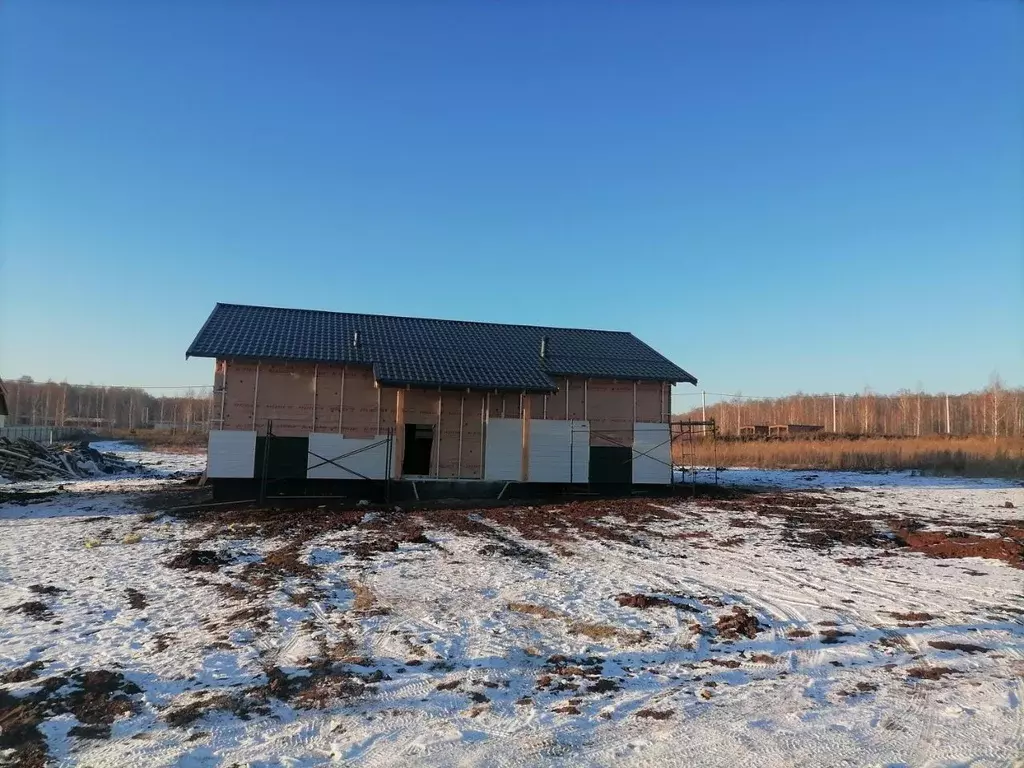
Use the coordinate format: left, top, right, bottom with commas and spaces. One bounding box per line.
709, 658, 741, 668
889, 611, 936, 622
787, 629, 813, 638
892, 529, 1023, 567
715, 607, 765, 640
907, 666, 956, 680
928, 640, 991, 654
167, 549, 230, 572
125, 588, 147, 609
552, 704, 581, 715
4, 601, 53, 620
635, 708, 673, 720
750, 654, 777, 664
0, 661, 45, 684
615, 593, 674, 609
820, 629, 856, 644
0, 669, 143, 765
436, 680, 460, 691
351, 583, 389, 614
27, 585, 66, 596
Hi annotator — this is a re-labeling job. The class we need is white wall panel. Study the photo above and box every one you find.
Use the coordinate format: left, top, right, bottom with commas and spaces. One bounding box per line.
484, 418, 522, 481
633, 422, 672, 484
570, 420, 590, 483
207, 430, 257, 478
308, 433, 390, 479
528, 419, 571, 482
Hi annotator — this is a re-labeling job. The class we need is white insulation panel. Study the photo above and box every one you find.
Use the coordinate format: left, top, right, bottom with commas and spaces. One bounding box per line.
307, 433, 390, 480
569, 420, 590, 483
633, 422, 672, 484
527, 419, 571, 482
207, 430, 257, 478
484, 418, 522, 481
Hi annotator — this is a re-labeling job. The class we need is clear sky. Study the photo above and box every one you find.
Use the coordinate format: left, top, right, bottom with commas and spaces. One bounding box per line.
2, 1, 1021, 408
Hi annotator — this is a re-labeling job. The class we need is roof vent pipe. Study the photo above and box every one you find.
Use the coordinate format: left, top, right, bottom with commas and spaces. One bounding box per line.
540, 336, 549, 359
352, 330, 360, 348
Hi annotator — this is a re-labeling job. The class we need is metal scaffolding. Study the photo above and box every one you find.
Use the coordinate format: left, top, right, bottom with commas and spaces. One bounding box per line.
671, 419, 717, 492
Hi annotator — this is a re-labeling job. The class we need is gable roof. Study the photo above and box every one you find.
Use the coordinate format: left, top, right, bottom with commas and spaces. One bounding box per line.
186, 303, 696, 392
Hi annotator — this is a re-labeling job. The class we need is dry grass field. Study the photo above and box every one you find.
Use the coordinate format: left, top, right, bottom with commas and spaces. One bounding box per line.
680, 436, 1024, 479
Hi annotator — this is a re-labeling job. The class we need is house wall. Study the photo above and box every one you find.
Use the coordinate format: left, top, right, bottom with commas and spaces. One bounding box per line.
212, 358, 673, 482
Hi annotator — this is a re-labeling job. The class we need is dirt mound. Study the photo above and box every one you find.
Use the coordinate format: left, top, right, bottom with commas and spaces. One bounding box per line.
166, 549, 230, 572
125, 588, 147, 609
715, 607, 765, 640
893, 529, 1023, 567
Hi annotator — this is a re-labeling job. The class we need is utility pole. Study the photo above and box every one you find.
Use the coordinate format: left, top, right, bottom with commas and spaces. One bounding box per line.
832, 394, 837, 433
945, 394, 951, 435
701, 391, 707, 436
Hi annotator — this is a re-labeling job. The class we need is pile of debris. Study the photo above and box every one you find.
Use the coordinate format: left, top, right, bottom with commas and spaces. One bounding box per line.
0, 438, 143, 482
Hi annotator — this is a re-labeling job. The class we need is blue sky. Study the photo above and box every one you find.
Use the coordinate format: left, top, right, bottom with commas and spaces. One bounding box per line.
2, 1, 1021, 407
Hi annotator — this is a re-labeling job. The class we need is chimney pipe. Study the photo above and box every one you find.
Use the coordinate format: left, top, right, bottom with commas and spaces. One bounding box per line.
353, 330, 360, 348
540, 336, 549, 359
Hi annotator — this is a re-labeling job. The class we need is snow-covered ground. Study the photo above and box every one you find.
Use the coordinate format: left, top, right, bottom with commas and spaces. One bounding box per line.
1, 460, 1022, 767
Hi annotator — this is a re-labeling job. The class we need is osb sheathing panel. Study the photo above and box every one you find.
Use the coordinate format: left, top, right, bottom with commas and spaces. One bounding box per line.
460, 392, 486, 479
635, 382, 664, 423
253, 362, 316, 436
312, 365, 345, 432
565, 378, 586, 420
587, 379, 635, 446
487, 392, 523, 419
337, 366, 378, 438
543, 382, 567, 420
221, 360, 258, 431
435, 392, 474, 478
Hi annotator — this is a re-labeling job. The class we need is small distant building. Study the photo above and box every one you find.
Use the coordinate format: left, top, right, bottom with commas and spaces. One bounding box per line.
739, 425, 769, 437
0, 378, 8, 428
768, 424, 824, 436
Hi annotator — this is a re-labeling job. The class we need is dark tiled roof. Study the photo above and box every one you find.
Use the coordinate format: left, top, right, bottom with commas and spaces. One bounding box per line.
186, 303, 696, 391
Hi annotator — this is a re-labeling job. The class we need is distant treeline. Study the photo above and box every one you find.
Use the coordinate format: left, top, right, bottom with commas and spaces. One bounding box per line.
677, 385, 1023, 438
2, 378, 212, 432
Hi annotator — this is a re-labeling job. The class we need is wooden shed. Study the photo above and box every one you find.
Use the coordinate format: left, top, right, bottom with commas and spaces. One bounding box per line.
186, 303, 696, 496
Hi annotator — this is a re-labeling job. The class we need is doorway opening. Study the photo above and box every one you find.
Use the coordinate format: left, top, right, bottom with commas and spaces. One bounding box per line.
402, 423, 434, 475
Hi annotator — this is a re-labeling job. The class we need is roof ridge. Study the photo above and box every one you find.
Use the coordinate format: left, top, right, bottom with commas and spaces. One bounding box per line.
215, 302, 634, 336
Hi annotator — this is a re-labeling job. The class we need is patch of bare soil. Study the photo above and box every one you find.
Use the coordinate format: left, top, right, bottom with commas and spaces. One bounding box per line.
165, 692, 268, 727
4, 601, 53, 621
750, 654, 777, 664
714, 607, 765, 640
928, 640, 991, 654
820, 629, 856, 644
27, 585, 66, 596
635, 708, 673, 720
166, 549, 230, 572
615, 593, 666, 609
889, 611, 936, 622
351, 582, 389, 615
0, 669, 142, 765
125, 588, 147, 610
0, 662, 45, 684
892, 529, 1023, 568
907, 666, 957, 680
839, 682, 879, 696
